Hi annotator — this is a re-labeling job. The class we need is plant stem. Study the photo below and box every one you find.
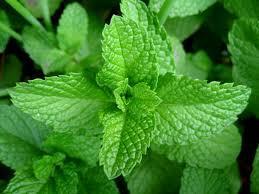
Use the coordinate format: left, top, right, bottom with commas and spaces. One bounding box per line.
5, 0, 44, 30
40, 0, 53, 31
0, 89, 9, 98
0, 21, 22, 41
157, 0, 174, 25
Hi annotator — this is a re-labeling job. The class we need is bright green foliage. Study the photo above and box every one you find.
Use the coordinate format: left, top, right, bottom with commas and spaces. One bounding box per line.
171, 36, 186, 72
44, 130, 101, 167
100, 83, 161, 178
22, 27, 71, 74
229, 19, 259, 117
149, 0, 217, 18
20, 0, 62, 18
127, 152, 183, 194
153, 125, 241, 169
33, 153, 65, 180
121, 0, 174, 74
224, 0, 259, 19
97, 16, 158, 90
0, 105, 50, 170
0, 9, 10, 52
164, 15, 204, 41
10, 73, 112, 132
81, 167, 119, 194
180, 166, 231, 194
57, 3, 88, 54
251, 147, 259, 193
153, 73, 250, 145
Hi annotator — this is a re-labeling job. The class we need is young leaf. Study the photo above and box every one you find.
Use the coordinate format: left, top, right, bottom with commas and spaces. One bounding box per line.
121, 0, 174, 75
44, 130, 102, 167
251, 147, 259, 193
100, 83, 161, 178
0, 105, 51, 170
228, 19, 259, 117
97, 16, 158, 90
0, 9, 10, 52
57, 2, 88, 54
127, 152, 183, 194
153, 73, 250, 145
149, 0, 217, 18
180, 166, 230, 194
153, 125, 241, 169
22, 27, 72, 74
10, 73, 112, 132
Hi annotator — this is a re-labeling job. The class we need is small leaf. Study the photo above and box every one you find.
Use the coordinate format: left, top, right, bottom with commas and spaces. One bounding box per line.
0, 9, 10, 52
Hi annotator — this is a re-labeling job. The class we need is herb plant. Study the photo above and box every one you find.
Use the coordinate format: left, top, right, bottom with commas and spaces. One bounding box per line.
0, 0, 258, 193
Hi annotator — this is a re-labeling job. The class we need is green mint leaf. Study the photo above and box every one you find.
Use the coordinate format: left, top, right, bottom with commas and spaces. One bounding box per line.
44, 130, 101, 167
149, 0, 217, 18
97, 16, 158, 90
153, 125, 241, 169
80, 167, 119, 194
54, 163, 79, 194
171, 36, 186, 74
22, 27, 72, 74
0, 9, 10, 52
153, 74, 250, 145
224, 0, 259, 19
4, 170, 47, 194
0, 105, 51, 170
225, 163, 241, 194
164, 15, 204, 41
229, 19, 259, 117
33, 153, 65, 181
176, 50, 213, 80
57, 2, 88, 55
180, 166, 230, 194
20, 0, 62, 18
127, 152, 183, 194
100, 83, 160, 178
251, 147, 259, 193
10, 73, 112, 132
121, 0, 174, 74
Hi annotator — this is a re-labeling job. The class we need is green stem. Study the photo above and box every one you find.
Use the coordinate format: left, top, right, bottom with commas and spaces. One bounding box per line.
5, 0, 44, 30
40, 0, 53, 31
0, 89, 9, 98
157, 0, 174, 25
0, 21, 22, 41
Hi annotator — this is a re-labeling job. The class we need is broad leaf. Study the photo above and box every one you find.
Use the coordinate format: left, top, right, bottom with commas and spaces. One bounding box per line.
10, 73, 112, 132
153, 125, 241, 169
0, 105, 50, 170
251, 147, 259, 193
57, 3, 88, 54
228, 19, 259, 117
153, 74, 250, 145
100, 83, 161, 178
97, 16, 158, 90
121, 0, 174, 74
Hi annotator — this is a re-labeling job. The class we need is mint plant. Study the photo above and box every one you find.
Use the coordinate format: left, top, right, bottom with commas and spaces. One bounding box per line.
0, 0, 258, 193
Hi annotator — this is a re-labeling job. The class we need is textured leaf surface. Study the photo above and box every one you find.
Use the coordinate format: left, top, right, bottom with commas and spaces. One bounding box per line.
0, 105, 50, 170
127, 152, 183, 194
121, 0, 174, 74
57, 3, 88, 54
22, 27, 71, 74
180, 166, 230, 194
153, 74, 250, 145
153, 125, 241, 169
100, 83, 160, 178
81, 167, 119, 194
44, 130, 101, 167
97, 16, 158, 90
251, 147, 259, 193
0, 9, 10, 52
10, 73, 112, 132
224, 0, 259, 19
149, 0, 217, 17
229, 19, 259, 117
